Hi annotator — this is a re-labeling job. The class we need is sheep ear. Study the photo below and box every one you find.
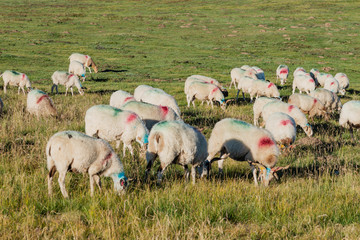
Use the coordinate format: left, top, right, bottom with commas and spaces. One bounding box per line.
271, 165, 290, 173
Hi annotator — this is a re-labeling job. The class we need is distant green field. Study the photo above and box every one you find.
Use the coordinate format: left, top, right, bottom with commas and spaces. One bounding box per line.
1, 0, 360, 239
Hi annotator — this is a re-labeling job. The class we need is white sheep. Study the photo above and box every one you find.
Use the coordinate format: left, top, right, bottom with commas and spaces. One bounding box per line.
262, 101, 313, 137
252, 66, 265, 80
288, 93, 328, 119
309, 88, 342, 112
293, 67, 307, 77
145, 120, 208, 185
253, 97, 280, 126
334, 73, 349, 95
249, 80, 280, 102
139, 87, 181, 117
0, 70, 32, 94
69, 53, 98, 73
51, 71, 84, 96
27, 89, 57, 117
276, 65, 289, 85
121, 101, 181, 130
324, 77, 342, 94
186, 81, 226, 109
292, 74, 316, 94
202, 118, 288, 186
69, 60, 86, 81
109, 90, 136, 108
236, 76, 255, 101
339, 100, 360, 139
46, 131, 127, 198
229, 67, 258, 89
317, 72, 333, 86
133, 85, 156, 101
85, 105, 149, 156
265, 112, 296, 147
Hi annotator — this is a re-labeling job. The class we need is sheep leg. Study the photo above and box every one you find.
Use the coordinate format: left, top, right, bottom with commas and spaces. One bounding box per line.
58, 171, 69, 198
183, 165, 190, 181
122, 144, 127, 157
249, 163, 259, 187
192, 99, 196, 108
70, 87, 74, 96
48, 174, 54, 196
144, 156, 155, 182
93, 175, 101, 190
229, 79, 233, 89
22, 87, 26, 95
191, 165, 196, 185
210, 100, 214, 109
156, 165, 165, 185
3, 83, 7, 94
87, 67, 92, 73
349, 126, 354, 141
218, 159, 224, 177
186, 95, 191, 107
235, 89, 240, 102
116, 140, 121, 149
18, 86, 21, 95
65, 87, 69, 96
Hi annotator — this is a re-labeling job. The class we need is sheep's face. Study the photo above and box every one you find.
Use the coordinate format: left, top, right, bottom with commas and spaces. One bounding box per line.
257, 165, 290, 186
113, 172, 128, 194
339, 89, 346, 96
304, 124, 313, 137
79, 88, 85, 95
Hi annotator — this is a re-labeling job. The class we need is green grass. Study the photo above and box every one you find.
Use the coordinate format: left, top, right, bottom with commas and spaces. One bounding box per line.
1, 0, 360, 238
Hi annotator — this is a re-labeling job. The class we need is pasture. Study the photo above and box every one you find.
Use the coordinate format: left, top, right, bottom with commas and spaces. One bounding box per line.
1, 0, 360, 238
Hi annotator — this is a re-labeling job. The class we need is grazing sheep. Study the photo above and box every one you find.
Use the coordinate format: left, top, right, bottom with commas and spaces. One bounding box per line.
121, 101, 181, 130
27, 89, 57, 117
310, 68, 320, 85
293, 67, 307, 77
109, 90, 136, 108
324, 77, 342, 94
262, 101, 313, 137
288, 93, 328, 119
334, 73, 349, 95
265, 112, 296, 147
185, 75, 228, 97
145, 120, 208, 185
85, 105, 149, 156
276, 65, 289, 85
249, 80, 280, 102
69, 60, 86, 81
202, 118, 288, 186
309, 88, 342, 112
292, 74, 316, 94
317, 72, 333, 86
252, 66, 265, 80
51, 71, 84, 96
133, 85, 156, 101
253, 97, 280, 126
140, 87, 181, 117
69, 53, 98, 73
229, 67, 258, 89
339, 100, 360, 139
236, 76, 255, 101
46, 131, 127, 198
186, 81, 226, 109
0, 70, 32, 94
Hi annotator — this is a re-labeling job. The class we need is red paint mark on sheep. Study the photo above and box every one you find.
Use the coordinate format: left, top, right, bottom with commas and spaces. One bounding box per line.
314, 99, 317, 104
123, 97, 134, 103
327, 74, 331, 77
280, 120, 292, 126
85, 55, 89, 59
68, 74, 74, 79
330, 82, 335, 86
102, 152, 112, 164
288, 105, 295, 112
36, 95, 48, 104
258, 137, 274, 148
21, 74, 25, 81
211, 87, 219, 94
210, 80, 214, 84
126, 114, 137, 123
309, 79, 314, 83
268, 83, 274, 88
160, 105, 169, 117
280, 69, 288, 74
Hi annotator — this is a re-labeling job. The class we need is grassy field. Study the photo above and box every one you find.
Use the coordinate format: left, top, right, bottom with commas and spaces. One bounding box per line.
1, 0, 360, 238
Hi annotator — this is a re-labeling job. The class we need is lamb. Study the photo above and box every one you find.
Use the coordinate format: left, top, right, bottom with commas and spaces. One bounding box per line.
288, 93, 328, 119
324, 77, 342, 94
253, 97, 280, 126
252, 66, 265, 80
85, 105, 149, 156
276, 65, 289, 85
69, 53, 98, 73
133, 85, 156, 101
121, 101, 181, 130
145, 120, 208, 185
292, 74, 316, 94
229, 67, 258, 89
51, 71, 84, 96
26, 89, 57, 117
46, 131, 127, 198
236, 76, 255, 101
1, 70, 32, 94
248, 80, 280, 101
334, 73, 349, 95
293, 67, 307, 77
69, 60, 86, 81
202, 118, 288, 186
262, 101, 313, 137
317, 72, 333, 86
339, 100, 360, 139
265, 112, 296, 147
187, 81, 226, 109
139, 87, 181, 117
109, 90, 136, 108
185, 75, 228, 97
309, 88, 342, 112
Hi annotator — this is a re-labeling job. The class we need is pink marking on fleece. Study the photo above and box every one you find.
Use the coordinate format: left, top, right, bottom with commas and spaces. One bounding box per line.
36, 95, 48, 104
258, 137, 274, 148
327, 74, 331, 77
22, 74, 25, 81
211, 87, 218, 94
288, 105, 295, 112
280, 120, 292, 126
267, 83, 274, 88
330, 82, 335, 86
160, 105, 169, 117
210, 80, 214, 84
85, 55, 89, 59
314, 99, 317, 104
102, 152, 112, 165
68, 74, 74, 79
309, 79, 314, 83
341, 75, 346, 78
126, 114, 137, 123
280, 69, 288, 74
123, 97, 134, 103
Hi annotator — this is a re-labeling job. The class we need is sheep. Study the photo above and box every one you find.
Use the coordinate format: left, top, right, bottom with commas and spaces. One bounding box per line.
324, 77, 342, 94
229, 67, 258, 89
334, 73, 349, 95
262, 101, 313, 137
26, 89, 57, 117
309, 88, 342, 112
145, 120, 208, 185
293, 67, 307, 77
69, 53, 98, 73
276, 65, 289, 85
202, 118, 288, 186
46, 131, 127, 198
133, 85, 156, 101
310, 68, 320, 85
339, 100, 360, 139
51, 71, 84, 96
252, 66, 265, 80
253, 97, 280, 126
236, 76, 255, 101
109, 90, 136, 108
331, 92, 343, 112
121, 101, 181, 130
69, 60, 86, 81
317, 72, 333, 86
185, 75, 228, 97
0, 70, 32, 94
288, 93, 328, 119
292, 74, 316, 94
85, 105, 149, 156
265, 112, 296, 147
186, 81, 226, 109
248, 80, 280, 102
139, 87, 181, 117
